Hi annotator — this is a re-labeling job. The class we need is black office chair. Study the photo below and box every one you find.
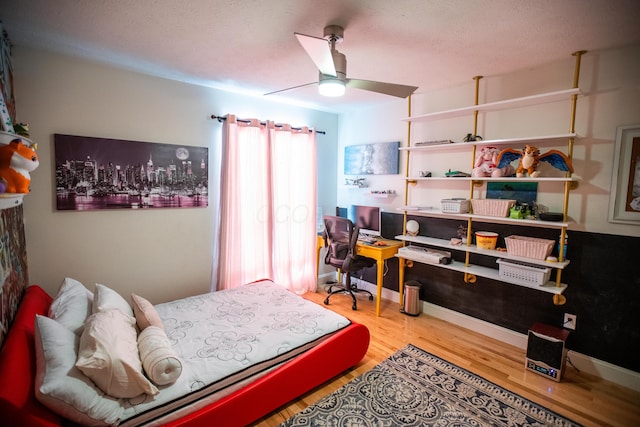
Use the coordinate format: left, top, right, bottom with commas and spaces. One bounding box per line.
322, 215, 375, 310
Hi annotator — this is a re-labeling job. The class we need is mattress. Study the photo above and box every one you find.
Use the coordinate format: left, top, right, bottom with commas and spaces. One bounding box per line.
119, 279, 350, 426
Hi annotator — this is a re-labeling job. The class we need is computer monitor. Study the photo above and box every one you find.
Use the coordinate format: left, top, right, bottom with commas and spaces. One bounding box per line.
348, 205, 381, 237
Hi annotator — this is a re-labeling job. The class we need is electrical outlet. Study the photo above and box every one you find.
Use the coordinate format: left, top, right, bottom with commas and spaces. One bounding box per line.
564, 313, 577, 330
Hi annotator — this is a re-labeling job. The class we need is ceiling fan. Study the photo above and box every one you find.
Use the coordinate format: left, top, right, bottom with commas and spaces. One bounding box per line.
265, 25, 418, 98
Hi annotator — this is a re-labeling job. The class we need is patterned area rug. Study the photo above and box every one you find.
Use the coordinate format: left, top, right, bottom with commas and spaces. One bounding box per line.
281, 344, 581, 427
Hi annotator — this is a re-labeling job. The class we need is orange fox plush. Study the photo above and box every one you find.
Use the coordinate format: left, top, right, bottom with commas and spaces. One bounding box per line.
0, 138, 39, 194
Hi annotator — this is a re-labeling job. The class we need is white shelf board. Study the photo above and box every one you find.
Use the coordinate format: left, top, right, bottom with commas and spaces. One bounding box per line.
403, 88, 581, 122
368, 193, 397, 198
394, 254, 567, 295
395, 235, 570, 269
406, 176, 473, 181
467, 214, 570, 228
405, 176, 576, 183
400, 133, 578, 151
397, 206, 570, 229
0, 194, 25, 209
475, 133, 578, 147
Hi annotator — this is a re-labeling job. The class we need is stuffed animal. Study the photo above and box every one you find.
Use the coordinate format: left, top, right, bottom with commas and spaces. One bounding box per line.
0, 138, 39, 193
472, 146, 515, 177
497, 145, 573, 178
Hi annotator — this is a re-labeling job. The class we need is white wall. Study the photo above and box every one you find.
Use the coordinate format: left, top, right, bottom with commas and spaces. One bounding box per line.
12, 43, 640, 305
338, 44, 640, 238
13, 47, 339, 303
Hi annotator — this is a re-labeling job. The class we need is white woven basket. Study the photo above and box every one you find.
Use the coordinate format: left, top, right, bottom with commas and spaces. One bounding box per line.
471, 199, 516, 217
505, 235, 554, 260
497, 259, 551, 286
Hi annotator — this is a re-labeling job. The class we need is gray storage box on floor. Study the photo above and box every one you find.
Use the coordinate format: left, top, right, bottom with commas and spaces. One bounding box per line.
402, 281, 422, 316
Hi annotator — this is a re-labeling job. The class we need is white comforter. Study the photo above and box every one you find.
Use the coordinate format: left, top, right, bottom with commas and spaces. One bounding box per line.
119, 279, 350, 425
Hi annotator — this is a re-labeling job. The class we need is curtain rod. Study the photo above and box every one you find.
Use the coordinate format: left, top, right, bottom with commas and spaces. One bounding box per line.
210, 115, 325, 135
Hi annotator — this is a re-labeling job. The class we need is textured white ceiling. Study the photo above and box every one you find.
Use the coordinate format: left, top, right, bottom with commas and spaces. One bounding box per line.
1, 0, 639, 113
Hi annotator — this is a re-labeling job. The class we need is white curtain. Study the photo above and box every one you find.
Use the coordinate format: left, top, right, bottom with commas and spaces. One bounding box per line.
216, 115, 317, 294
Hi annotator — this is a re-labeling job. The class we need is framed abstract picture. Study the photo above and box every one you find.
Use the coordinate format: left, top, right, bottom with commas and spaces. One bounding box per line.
609, 124, 640, 224
344, 141, 399, 175
54, 134, 208, 211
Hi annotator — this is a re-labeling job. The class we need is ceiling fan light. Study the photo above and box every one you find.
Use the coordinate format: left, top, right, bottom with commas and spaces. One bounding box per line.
318, 79, 346, 97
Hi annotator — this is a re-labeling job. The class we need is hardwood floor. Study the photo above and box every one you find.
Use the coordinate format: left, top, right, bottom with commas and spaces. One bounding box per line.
253, 289, 640, 427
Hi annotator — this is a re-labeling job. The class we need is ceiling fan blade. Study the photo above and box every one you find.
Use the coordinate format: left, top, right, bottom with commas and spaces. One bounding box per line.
294, 32, 337, 77
264, 81, 318, 96
346, 79, 418, 98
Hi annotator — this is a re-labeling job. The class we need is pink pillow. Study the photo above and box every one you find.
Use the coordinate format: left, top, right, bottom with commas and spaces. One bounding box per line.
131, 293, 164, 330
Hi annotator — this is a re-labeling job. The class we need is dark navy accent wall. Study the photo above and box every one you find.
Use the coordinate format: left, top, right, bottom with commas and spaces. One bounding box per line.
355, 212, 640, 373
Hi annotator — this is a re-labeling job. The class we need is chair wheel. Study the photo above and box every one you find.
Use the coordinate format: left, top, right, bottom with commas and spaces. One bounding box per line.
368, 295, 373, 301
324, 298, 329, 305
352, 304, 357, 310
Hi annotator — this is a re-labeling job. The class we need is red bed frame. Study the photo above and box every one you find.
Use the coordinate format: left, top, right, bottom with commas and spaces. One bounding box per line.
0, 285, 370, 427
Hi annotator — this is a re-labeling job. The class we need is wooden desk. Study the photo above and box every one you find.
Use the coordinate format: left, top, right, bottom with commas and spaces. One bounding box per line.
317, 235, 402, 316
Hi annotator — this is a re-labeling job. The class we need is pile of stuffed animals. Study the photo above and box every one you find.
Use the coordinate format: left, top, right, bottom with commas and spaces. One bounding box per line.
472, 144, 573, 178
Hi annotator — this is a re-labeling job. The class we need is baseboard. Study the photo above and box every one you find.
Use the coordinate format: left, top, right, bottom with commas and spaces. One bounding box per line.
323, 277, 640, 393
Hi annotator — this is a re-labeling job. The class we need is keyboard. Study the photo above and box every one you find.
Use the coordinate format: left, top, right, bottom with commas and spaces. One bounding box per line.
358, 235, 377, 244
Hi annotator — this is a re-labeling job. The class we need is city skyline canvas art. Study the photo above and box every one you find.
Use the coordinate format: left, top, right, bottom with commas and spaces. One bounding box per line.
54, 134, 208, 210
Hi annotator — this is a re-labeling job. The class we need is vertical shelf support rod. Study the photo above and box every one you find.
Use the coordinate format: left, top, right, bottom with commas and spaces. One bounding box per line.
404, 95, 412, 211
561, 50, 586, 223
398, 95, 413, 307
561, 51, 586, 253
554, 50, 586, 305
464, 76, 483, 284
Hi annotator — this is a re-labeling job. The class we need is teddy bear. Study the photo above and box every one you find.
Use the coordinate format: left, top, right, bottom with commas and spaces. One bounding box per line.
472, 146, 514, 178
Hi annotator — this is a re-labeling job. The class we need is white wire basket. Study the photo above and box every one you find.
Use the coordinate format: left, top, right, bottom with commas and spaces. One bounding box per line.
441, 198, 470, 213
497, 259, 551, 286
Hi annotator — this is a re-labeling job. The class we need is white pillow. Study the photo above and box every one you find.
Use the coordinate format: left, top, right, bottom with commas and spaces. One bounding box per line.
138, 326, 183, 386
48, 277, 93, 335
34, 315, 124, 426
76, 309, 158, 398
93, 283, 134, 318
